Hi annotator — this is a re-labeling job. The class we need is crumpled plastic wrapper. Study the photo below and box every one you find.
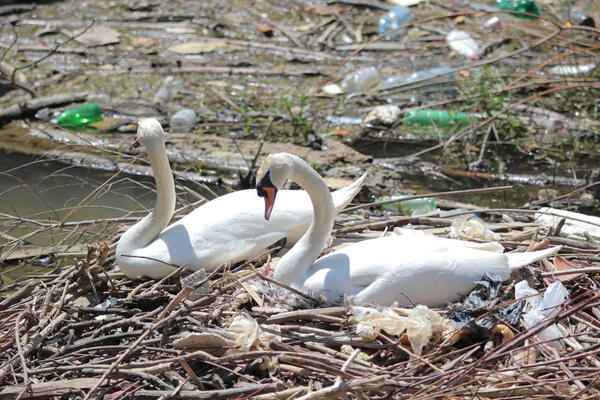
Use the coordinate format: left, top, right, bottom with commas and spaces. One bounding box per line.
227, 314, 280, 352
449, 217, 500, 242
352, 305, 453, 356
173, 314, 281, 373
515, 280, 568, 349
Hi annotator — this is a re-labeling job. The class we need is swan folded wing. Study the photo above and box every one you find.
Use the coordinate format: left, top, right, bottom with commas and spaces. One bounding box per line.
353, 254, 510, 307
140, 189, 314, 271
306, 235, 515, 307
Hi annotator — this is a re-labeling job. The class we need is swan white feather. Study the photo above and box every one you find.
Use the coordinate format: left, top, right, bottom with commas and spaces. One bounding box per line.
116, 119, 366, 279
257, 152, 561, 307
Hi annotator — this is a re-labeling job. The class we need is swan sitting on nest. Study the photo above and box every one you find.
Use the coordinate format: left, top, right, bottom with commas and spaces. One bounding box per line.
256, 152, 561, 307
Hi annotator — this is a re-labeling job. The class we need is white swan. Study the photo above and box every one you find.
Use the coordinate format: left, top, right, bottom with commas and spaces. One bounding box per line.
116, 119, 366, 279
257, 152, 561, 307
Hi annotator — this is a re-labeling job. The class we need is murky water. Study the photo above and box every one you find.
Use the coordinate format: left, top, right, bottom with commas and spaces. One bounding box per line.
0, 150, 157, 223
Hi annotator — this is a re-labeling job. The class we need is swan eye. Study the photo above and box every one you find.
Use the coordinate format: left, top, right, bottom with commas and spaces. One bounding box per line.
256, 170, 276, 193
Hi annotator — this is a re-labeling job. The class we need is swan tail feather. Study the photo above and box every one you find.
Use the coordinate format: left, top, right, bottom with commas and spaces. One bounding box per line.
506, 246, 561, 270
332, 172, 368, 214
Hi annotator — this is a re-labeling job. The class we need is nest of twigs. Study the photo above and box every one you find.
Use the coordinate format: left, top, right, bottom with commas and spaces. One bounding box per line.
1, 209, 600, 400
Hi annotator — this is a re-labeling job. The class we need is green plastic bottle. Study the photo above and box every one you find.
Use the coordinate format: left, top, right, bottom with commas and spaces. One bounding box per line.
57, 103, 102, 127
376, 195, 436, 216
403, 109, 472, 127
496, 0, 539, 19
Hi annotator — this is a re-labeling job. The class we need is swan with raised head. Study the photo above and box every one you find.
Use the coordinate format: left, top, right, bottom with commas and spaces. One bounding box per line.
116, 119, 366, 279
256, 152, 561, 307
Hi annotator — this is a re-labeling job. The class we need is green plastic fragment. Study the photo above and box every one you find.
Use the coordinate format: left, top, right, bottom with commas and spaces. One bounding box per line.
496, 0, 539, 19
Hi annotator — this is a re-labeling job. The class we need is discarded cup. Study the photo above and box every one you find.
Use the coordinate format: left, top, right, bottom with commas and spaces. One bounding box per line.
496, 0, 539, 19
170, 109, 197, 132
446, 30, 479, 59
379, 5, 412, 40
57, 103, 102, 127
340, 67, 380, 94
403, 109, 473, 127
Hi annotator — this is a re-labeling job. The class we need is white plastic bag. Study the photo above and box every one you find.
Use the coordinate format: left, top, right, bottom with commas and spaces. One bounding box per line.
515, 280, 568, 349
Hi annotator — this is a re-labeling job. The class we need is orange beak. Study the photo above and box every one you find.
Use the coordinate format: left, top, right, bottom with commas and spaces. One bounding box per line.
262, 187, 276, 220
132, 138, 141, 148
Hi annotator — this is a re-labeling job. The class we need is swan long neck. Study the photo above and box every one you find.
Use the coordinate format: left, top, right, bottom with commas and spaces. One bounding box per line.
273, 158, 334, 288
117, 141, 176, 253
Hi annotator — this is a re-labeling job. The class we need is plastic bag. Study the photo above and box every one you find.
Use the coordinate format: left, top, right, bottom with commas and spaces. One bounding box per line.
515, 280, 568, 349
352, 305, 452, 355
449, 217, 500, 241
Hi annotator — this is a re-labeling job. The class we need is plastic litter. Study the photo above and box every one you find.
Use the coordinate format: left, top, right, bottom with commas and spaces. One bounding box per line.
403, 109, 473, 127
228, 313, 279, 352
340, 344, 369, 360
56, 103, 102, 127
549, 63, 596, 76
93, 296, 121, 321
180, 268, 210, 301
173, 314, 280, 355
449, 217, 501, 241
535, 207, 600, 240
325, 115, 363, 125
563, 7, 595, 27
515, 280, 568, 349
352, 305, 452, 355
340, 67, 380, 94
448, 274, 525, 338
446, 30, 479, 59
387, 0, 424, 5
496, 0, 539, 19
321, 83, 344, 95
379, 66, 455, 90
379, 5, 412, 40
482, 16, 502, 31
376, 195, 436, 216
153, 75, 178, 103
170, 108, 197, 132
363, 105, 401, 125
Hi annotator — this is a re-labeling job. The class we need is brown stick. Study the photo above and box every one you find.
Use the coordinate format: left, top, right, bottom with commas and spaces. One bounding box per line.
0, 93, 88, 125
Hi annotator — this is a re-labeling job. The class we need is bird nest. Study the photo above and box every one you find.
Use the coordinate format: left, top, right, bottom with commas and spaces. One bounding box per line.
1, 210, 600, 400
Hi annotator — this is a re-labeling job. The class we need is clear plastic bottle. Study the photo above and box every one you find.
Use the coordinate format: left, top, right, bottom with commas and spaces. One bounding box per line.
57, 103, 102, 127
153, 76, 177, 103
378, 5, 411, 40
340, 67, 380, 94
549, 63, 596, 75
446, 30, 479, 59
380, 66, 455, 90
170, 109, 197, 132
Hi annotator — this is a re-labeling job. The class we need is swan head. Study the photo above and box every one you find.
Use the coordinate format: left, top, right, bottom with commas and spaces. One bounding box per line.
135, 118, 165, 149
256, 153, 293, 220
